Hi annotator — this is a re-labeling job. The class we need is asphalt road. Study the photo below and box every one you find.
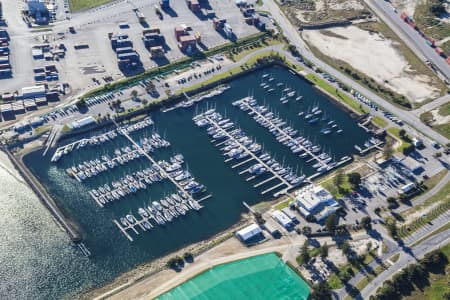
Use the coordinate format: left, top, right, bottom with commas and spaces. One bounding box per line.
364, 0, 450, 80
412, 94, 450, 117
262, 0, 449, 146
360, 228, 450, 299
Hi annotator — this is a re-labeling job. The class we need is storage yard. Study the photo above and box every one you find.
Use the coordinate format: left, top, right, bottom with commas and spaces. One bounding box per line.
0, 0, 266, 102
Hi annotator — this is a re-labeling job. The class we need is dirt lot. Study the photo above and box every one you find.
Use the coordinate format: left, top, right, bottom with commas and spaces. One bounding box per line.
302, 25, 442, 103
390, 0, 419, 16
282, 0, 368, 25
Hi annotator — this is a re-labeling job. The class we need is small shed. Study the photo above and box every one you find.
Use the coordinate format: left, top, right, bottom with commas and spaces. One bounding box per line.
235, 224, 262, 242
272, 210, 293, 229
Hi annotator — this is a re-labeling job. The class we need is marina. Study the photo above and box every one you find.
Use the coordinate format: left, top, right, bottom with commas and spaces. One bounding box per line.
233, 96, 343, 173
19, 66, 372, 299
194, 109, 306, 197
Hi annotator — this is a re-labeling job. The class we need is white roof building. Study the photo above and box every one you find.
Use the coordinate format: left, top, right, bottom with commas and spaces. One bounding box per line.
272, 210, 293, 228
69, 116, 96, 129
294, 184, 334, 213
22, 85, 46, 99
235, 224, 262, 242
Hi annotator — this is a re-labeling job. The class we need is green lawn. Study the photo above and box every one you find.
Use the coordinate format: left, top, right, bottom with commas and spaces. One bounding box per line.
305, 73, 367, 115
69, 0, 113, 11
387, 127, 412, 153
438, 102, 450, 116
389, 253, 400, 263
230, 38, 282, 62
321, 174, 354, 198
274, 199, 291, 210
372, 116, 387, 128
328, 274, 344, 289
420, 102, 450, 139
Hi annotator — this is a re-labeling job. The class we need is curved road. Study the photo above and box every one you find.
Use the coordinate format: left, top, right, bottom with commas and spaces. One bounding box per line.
262, 0, 449, 145
359, 229, 450, 299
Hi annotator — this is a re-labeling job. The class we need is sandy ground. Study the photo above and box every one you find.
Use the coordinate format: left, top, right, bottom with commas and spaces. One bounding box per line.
391, 0, 421, 16
302, 25, 440, 103
430, 108, 450, 125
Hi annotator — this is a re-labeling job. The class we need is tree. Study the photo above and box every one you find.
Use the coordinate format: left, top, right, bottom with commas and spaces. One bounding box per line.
374, 207, 381, 215
443, 291, 450, 300
399, 129, 406, 138
131, 90, 138, 99
386, 218, 398, 239
308, 281, 332, 300
325, 213, 338, 233
302, 226, 312, 236
361, 216, 372, 230
387, 197, 398, 209
298, 240, 310, 265
341, 241, 351, 255
338, 269, 351, 282
320, 242, 329, 259
348, 172, 362, 188
366, 241, 373, 252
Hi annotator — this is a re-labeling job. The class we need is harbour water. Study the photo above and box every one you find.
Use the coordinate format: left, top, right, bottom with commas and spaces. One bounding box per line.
8, 65, 370, 299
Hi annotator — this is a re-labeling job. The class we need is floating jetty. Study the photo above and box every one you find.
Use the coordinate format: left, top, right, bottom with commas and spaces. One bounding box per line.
234, 96, 336, 172
193, 109, 306, 197
67, 133, 171, 182
114, 192, 204, 241
51, 117, 154, 163
110, 119, 211, 241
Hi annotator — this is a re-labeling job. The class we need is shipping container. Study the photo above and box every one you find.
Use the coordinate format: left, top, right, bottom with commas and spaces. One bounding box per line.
115, 47, 134, 54
34, 74, 45, 81
174, 26, 186, 41
150, 46, 164, 58
0, 55, 8, 64
74, 43, 89, 49
143, 27, 161, 35
117, 52, 139, 61
115, 39, 133, 49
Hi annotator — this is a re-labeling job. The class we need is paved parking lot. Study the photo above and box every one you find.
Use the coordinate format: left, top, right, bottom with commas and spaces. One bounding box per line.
0, 0, 261, 98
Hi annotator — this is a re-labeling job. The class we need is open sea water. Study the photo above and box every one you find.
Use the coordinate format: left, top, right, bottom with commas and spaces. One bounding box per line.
2, 66, 370, 299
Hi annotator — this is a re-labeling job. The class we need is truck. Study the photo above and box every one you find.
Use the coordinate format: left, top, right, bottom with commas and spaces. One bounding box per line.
150, 46, 164, 58
160, 0, 169, 8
